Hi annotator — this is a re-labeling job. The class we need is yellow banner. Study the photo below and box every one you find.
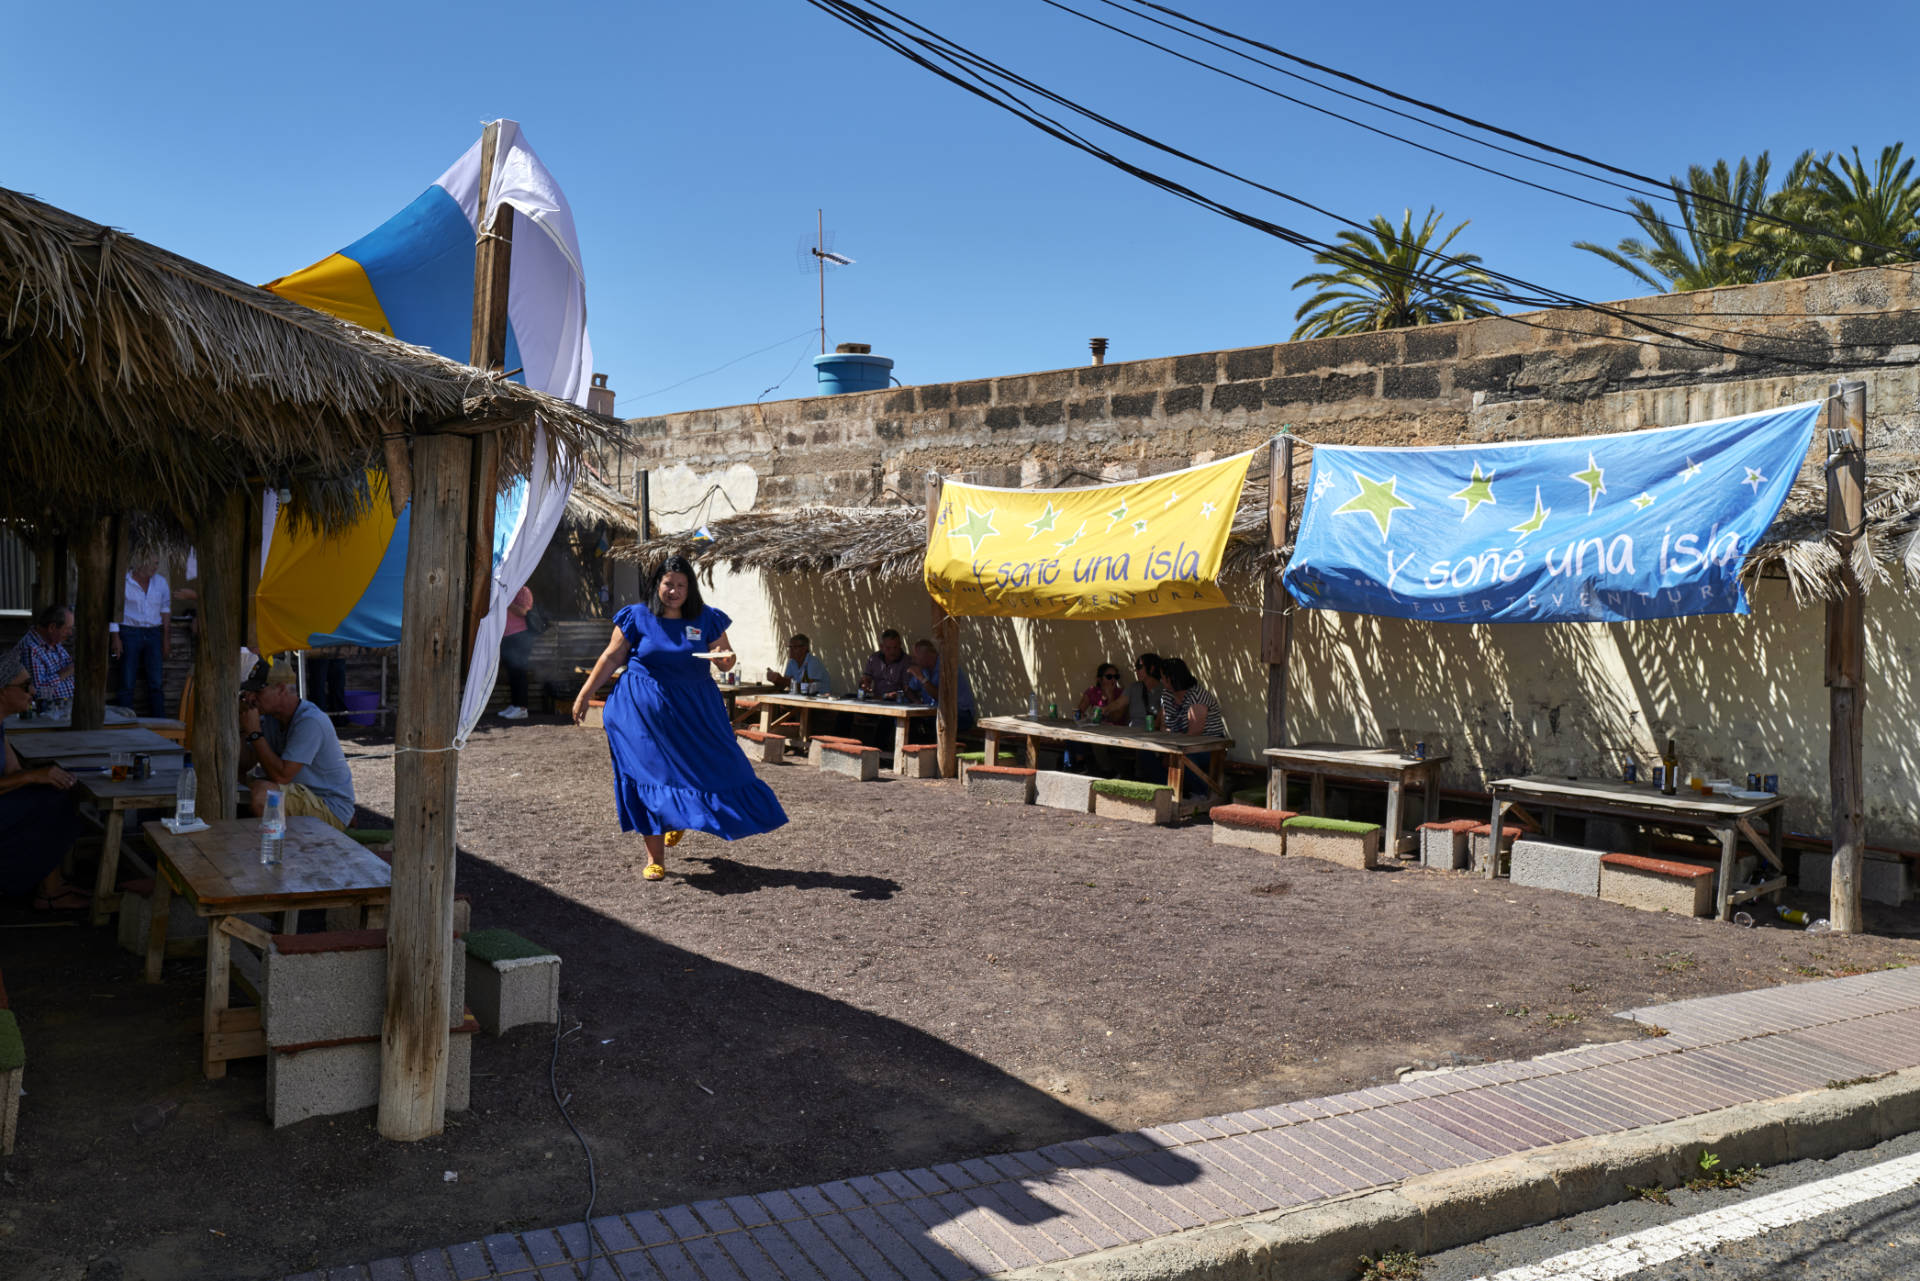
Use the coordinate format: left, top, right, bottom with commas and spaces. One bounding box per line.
924, 450, 1255, 620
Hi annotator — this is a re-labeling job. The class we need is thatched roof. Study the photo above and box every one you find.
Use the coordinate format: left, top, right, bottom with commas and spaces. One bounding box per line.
0, 186, 610, 533
563, 467, 645, 533
613, 445, 1920, 604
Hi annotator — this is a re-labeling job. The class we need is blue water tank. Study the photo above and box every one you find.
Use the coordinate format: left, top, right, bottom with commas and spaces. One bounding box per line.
813, 347, 894, 395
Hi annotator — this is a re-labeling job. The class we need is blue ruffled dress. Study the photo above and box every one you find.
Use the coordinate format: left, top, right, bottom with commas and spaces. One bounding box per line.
603, 604, 788, 840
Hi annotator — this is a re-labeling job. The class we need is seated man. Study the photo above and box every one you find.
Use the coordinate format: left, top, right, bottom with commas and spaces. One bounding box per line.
11, 603, 76, 706
0, 652, 86, 911
765, 632, 831, 694
903, 638, 975, 741
239, 657, 356, 830
858, 628, 911, 698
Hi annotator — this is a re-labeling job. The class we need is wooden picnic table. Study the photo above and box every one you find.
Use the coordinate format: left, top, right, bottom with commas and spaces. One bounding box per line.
5, 707, 138, 732
78, 770, 183, 926
1487, 774, 1789, 921
10, 726, 182, 763
755, 692, 935, 772
1263, 743, 1451, 857
717, 680, 776, 725
141, 817, 392, 1078
975, 714, 1231, 803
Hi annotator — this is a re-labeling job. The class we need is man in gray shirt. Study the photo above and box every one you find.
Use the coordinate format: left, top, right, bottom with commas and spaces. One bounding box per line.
239, 658, 356, 829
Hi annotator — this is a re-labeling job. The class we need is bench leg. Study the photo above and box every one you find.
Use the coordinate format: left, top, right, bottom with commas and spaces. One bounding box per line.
1166, 754, 1184, 804
1715, 824, 1736, 921
1385, 781, 1406, 858
893, 720, 909, 774
91, 808, 126, 927
143, 871, 173, 984
759, 705, 772, 734
1309, 771, 1326, 816
202, 920, 231, 1079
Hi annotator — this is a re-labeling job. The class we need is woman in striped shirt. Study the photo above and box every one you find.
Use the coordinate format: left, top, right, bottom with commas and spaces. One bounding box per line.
1157, 657, 1227, 738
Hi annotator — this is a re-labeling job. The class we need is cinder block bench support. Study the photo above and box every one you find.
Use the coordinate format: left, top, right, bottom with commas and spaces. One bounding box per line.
464, 929, 561, 1035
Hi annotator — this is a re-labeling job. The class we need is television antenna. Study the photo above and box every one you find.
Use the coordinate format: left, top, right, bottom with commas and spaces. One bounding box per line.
797, 209, 854, 354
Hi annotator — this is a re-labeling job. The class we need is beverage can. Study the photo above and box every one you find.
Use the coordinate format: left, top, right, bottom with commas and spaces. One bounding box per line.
1145, 712, 1157, 732
1746, 773, 1761, 792
1764, 774, 1779, 793
1652, 765, 1665, 790
133, 753, 151, 781
1624, 762, 1637, 783
1415, 741, 1427, 760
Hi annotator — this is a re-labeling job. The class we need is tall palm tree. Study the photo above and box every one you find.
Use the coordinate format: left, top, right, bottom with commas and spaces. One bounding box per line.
1290, 208, 1500, 340
1574, 153, 1811, 293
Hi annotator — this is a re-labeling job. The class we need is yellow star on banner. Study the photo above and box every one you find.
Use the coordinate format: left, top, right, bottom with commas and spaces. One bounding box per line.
1131, 518, 1149, 537
1054, 521, 1086, 554
1742, 466, 1767, 493
948, 505, 999, 556
1631, 492, 1656, 511
1105, 499, 1129, 532
1510, 487, 1551, 540
1678, 457, 1702, 483
1199, 500, 1218, 520
1449, 461, 1497, 520
1025, 501, 1059, 539
1571, 452, 1607, 514
1332, 471, 1415, 541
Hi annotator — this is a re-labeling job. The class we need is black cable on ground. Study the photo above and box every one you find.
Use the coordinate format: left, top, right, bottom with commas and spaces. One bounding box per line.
550, 1014, 613, 1280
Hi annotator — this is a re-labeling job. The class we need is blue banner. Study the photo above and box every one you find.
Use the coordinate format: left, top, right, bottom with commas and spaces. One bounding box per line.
1283, 402, 1819, 623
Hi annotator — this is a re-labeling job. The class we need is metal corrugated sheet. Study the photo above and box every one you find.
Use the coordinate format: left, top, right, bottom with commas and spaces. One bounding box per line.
0, 530, 32, 611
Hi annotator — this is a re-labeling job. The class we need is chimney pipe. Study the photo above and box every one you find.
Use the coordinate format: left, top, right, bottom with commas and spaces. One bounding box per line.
1089, 337, 1109, 366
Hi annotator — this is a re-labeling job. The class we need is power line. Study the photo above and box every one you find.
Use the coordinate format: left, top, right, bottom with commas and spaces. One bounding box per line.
615, 327, 820, 408
803, 0, 1853, 368
1124, 0, 1920, 266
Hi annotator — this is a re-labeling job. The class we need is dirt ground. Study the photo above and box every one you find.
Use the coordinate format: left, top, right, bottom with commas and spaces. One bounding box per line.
6, 718, 1919, 1281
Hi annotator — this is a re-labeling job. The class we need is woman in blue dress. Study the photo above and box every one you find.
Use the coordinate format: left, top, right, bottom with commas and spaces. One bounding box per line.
572, 555, 788, 881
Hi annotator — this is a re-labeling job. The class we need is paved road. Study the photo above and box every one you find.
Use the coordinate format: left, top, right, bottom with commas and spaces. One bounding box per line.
1422, 1131, 1920, 1280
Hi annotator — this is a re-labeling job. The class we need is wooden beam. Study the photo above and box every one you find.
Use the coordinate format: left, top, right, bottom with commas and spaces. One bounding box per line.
71, 516, 116, 732
1263, 435, 1294, 807
463, 120, 515, 665
382, 426, 413, 517
638, 469, 652, 542
242, 487, 263, 655
927, 471, 958, 779
1826, 379, 1868, 933
192, 489, 246, 822
378, 430, 470, 1141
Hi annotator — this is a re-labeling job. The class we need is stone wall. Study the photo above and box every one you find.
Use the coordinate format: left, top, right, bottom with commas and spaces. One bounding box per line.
612, 265, 1920, 844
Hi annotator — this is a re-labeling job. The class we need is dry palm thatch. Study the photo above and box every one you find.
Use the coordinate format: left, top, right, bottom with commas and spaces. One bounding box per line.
562, 466, 647, 533
0, 186, 610, 534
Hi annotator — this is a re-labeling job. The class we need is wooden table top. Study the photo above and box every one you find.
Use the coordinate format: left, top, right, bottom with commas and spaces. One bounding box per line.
755, 692, 935, 718
1490, 774, 1786, 819
976, 714, 1231, 754
142, 817, 391, 913
78, 770, 185, 809
11, 726, 182, 760
5, 707, 138, 732
1263, 742, 1451, 770
717, 682, 777, 697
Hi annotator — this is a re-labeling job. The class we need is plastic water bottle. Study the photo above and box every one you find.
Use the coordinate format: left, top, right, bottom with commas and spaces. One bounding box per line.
259, 788, 285, 866
174, 753, 196, 824
1027, 691, 1040, 717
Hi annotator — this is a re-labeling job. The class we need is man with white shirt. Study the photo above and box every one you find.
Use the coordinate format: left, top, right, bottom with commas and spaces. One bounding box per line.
110, 555, 171, 716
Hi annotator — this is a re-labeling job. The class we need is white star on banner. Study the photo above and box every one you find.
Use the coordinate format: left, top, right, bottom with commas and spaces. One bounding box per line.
1313, 472, 1335, 500
1199, 501, 1218, 520
1678, 458, 1702, 483
1163, 490, 1181, 510
1743, 467, 1767, 493
1131, 518, 1149, 537
1631, 492, 1656, 511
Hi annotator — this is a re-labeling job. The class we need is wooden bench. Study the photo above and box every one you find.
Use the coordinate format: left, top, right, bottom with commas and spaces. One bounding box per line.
0, 969, 19, 1154
1599, 852, 1717, 917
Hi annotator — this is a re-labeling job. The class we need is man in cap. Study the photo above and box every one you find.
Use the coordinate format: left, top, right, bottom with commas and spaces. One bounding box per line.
239, 657, 355, 830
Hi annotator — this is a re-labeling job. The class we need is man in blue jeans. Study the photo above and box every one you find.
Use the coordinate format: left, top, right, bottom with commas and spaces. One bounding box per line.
110, 555, 171, 716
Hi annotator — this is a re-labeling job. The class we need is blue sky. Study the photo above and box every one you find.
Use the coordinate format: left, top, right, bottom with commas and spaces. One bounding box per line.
6, 2, 1911, 416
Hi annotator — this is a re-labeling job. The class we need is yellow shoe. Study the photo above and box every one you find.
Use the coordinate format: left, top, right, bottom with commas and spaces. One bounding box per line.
663, 829, 685, 848
642, 861, 666, 882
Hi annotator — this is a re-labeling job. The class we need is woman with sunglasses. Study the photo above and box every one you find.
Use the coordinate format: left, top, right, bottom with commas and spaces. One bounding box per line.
1075, 664, 1130, 726
0, 652, 88, 911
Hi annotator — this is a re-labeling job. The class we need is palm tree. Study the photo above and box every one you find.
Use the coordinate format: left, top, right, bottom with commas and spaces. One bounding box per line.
1793, 144, 1920, 269
1290, 208, 1500, 340
1574, 153, 1813, 293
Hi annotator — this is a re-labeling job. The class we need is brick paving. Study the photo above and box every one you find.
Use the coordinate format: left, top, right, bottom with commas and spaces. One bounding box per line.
288, 967, 1920, 1281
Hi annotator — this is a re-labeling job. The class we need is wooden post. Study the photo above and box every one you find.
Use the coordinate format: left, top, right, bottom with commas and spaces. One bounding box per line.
378, 432, 471, 1140
1263, 435, 1295, 808
1826, 380, 1868, 933
926, 471, 958, 778
71, 516, 117, 732
638, 469, 652, 542
29, 534, 54, 613
463, 120, 514, 664
190, 490, 246, 822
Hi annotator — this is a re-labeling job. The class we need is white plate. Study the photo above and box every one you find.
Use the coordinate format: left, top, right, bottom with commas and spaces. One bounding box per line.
1730, 789, 1773, 800
691, 651, 734, 660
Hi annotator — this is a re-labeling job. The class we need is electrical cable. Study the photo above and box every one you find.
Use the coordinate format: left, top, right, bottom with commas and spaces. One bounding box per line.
617, 328, 820, 409
802, 0, 1855, 368
550, 1015, 614, 1280
1122, 0, 1920, 266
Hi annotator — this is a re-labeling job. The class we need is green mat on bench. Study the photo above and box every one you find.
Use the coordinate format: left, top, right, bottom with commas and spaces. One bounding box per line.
345, 828, 394, 846
0, 1010, 22, 1074
1283, 815, 1380, 834
1091, 778, 1169, 802
957, 750, 1019, 765
463, 928, 557, 965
